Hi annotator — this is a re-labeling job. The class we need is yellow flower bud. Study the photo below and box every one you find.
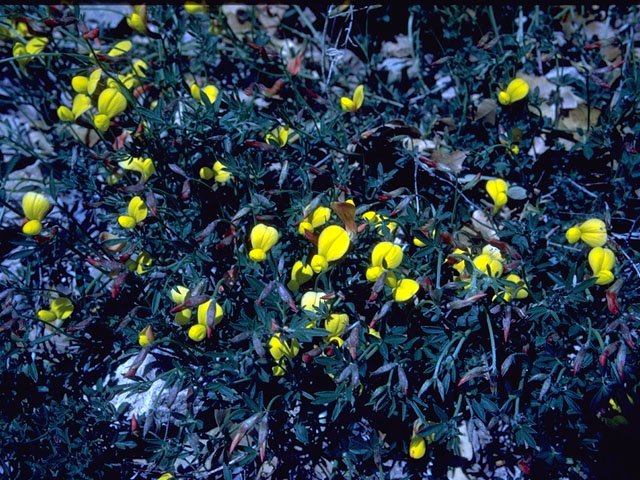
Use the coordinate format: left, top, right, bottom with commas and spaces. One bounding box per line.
588, 246, 615, 285
188, 324, 207, 342
409, 435, 426, 459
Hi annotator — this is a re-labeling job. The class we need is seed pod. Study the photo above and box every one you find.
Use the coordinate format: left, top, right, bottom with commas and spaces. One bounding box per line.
258, 416, 269, 462
256, 282, 273, 306
599, 341, 619, 367
501, 353, 517, 377
170, 295, 209, 313
573, 342, 587, 376
346, 323, 360, 360
229, 412, 262, 454
538, 376, 551, 401
372, 300, 393, 326
350, 364, 360, 388
252, 333, 266, 359
124, 346, 149, 378
390, 195, 412, 217
230, 331, 250, 343
181, 179, 190, 200
130, 413, 139, 435
120, 184, 145, 193
196, 220, 218, 242
276, 283, 298, 312
336, 364, 353, 384
397, 365, 408, 395
143, 411, 154, 437
457, 366, 490, 387
620, 320, 635, 350
371, 362, 397, 376
168, 163, 187, 177
111, 271, 127, 299
145, 189, 157, 216
503, 307, 512, 343
616, 343, 627, 380
278, 159, 289, 188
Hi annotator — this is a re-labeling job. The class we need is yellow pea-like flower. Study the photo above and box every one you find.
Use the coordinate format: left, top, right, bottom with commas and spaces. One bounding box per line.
311, 225, 350, 273
118, 196, 148, 229
496, 273, 529, 302
138, 326, 153, 346
71, 94, 92, 119
362, 210, 397, 235
498, 78, 529, 106
188, 324, 207, 342
325, 313, 348, 346
249, 223, 279, 262
450, 248, 470, 274
387, 275, 420, 302
268, 333, 300, 375
97, 88, 127, 119
71, 75, 89, 93
287, 260, 314, 291
108, 40, 132, 57
366, 242, 403, 282
185, 1, 208, 14
190, 83, 219, 105
199, 160, 231, 183
170, 286, 192, 325
132, 59, 148, 78
21, 192, 51, 236
566, 218, 607, 248
25, 37, 48, 55
588, 246, 615, 285
119, 156, 156, 183
300, 291, 328, 314
37, 297, 73, 323
57, 106, 74, 122
265, 126, 290, 147
298, 206, 331, 235
473, 253, 504, 278
197, 299, 224, 327
135, 251, 152, 275
340, 84, 364, 112
409, 435, 426, 459
156, 474, 174, 480
127, 12, 146, 34
486, 179, 508, 215
87, 68, 102, 95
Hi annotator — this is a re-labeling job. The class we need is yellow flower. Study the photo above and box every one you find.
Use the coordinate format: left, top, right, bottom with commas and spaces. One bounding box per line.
12, 42, 28, 67
298, 206, 331, 235
26, 36, 48, 55
135, 251, 152, 275
387, 273, 420, 302
170, 285, 192, 325
71, 75, 89, 94
362, 210, 397, 235
249, 224, 279, 262
199, 160, 231, 183
37, 297, 74, 323
565, 218, 607, 248
108, 40, 132, 57
473, 253, 503, 278
497, 78, 529, 105
57, 94, 92, 122
340, 84, 364, 112
269, 333, 300, 376
138, 325, 153, 346
486, 178, 508, 215
413, 236, 427, 247
300, 291, 328, 314
366, 242, 403, 282
132, 59, 148, 78
190, 83, 219, 105
450, 248, 470, 275
127, 7, 147, 34
324, 313, 348, 346
157, 473, 174, 480
310, 225, 350, 273
265, 126, 290, 147
119, 156, 156, 183
588, 246, 615, 285
95, 88, 127, 131
409, 435, 426, 459
188, 324, 207, 342
197, 299, 224, 327
118, 196, 148, 229
185, 1, 207, 14
287, 260, 313, 291
497, 273, 529, 302
21, 192, 51, 235
87, 68, 103, 95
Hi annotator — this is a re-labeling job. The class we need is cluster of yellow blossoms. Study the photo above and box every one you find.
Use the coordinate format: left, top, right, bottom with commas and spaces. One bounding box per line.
566, 218, 615, 285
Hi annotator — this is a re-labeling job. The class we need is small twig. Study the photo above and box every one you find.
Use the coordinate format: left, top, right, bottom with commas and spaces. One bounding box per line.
566, 178, 598, 198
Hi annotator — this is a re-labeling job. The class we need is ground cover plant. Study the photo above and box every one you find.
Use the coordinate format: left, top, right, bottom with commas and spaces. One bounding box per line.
1, 4, 640, 479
